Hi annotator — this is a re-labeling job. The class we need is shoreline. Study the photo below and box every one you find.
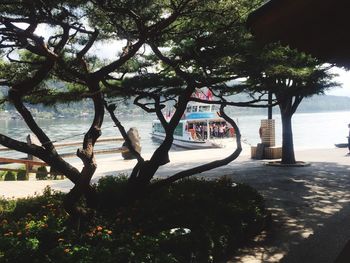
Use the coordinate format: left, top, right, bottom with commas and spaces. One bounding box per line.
2, 109, 350, 155
0, 146, 349, 199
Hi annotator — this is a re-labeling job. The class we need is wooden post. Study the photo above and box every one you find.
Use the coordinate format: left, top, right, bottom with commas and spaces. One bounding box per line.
260, 119, 276, 147
26, 134, 40, 167
25, 162, 29, 178
26, 134, 41, 178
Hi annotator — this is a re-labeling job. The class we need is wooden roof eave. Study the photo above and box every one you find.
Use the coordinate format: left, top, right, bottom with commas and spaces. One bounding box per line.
247, 0, 350, 68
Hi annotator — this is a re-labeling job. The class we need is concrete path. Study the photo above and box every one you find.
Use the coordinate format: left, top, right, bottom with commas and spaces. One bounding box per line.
1, 146, 350, 263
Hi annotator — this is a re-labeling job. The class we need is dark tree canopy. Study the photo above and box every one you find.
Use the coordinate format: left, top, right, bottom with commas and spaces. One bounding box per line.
0, 0, 205, 220
0, 0, 262, 221
0, 0, 340, 221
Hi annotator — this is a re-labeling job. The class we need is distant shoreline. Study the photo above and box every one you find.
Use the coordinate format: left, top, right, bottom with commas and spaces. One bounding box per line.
1, 94, 350, 120
2, 108, 350, 121
0, 147, 349, 199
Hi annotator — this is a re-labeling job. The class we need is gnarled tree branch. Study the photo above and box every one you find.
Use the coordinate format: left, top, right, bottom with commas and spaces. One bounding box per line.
149, 104, 242, 190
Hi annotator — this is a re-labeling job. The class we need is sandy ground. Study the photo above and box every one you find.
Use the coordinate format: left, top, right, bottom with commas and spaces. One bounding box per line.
1, 145, 350, 262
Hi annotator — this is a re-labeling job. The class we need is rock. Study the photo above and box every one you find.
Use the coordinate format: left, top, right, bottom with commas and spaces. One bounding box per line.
122, 127, 141, 160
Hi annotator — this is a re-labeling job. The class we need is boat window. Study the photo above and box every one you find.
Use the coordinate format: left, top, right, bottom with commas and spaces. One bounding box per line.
199, 106, 210, 112
174, 123, 183, 136
153, 122, 165, 133
186, 106, 191, 112
192, 106, 198, 112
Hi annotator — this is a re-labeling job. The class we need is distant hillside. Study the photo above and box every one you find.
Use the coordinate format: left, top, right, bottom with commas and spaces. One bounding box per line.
226, 94, 350, 117
1, 87, 350, 119
297, 95, 350, 113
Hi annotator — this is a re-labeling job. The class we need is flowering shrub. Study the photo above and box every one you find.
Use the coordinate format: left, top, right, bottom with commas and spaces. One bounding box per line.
0, 177, 269, 263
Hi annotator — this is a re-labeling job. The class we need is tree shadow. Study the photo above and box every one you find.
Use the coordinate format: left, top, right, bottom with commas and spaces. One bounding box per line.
215, 160, 350, 263
97, 154, 350, 262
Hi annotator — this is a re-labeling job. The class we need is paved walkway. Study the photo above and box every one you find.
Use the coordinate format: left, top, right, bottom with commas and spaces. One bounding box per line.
1, 146, 350, 262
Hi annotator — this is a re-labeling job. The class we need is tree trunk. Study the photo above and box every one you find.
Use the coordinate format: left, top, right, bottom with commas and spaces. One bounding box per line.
53, 77, 104, 226
280, 111, 296, 164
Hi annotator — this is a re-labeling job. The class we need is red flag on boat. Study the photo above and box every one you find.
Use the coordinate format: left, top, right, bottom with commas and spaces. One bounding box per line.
191, 88, 213, 100
206, 89, 213, 100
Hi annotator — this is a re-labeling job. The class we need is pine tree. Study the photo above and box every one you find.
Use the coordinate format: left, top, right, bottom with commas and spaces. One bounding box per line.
243, 44, 338, 164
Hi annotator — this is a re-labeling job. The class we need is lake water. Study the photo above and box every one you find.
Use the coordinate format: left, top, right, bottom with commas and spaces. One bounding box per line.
1, 111, 350, 158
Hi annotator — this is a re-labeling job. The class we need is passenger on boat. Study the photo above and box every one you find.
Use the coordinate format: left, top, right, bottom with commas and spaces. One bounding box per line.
229, 127, 235, 137
209, 124, 214, 138
213, 124, 219, 137
198, 125, 205, 140
203, 125, 208, 139
219, 124, 225, 138
189, 128, 197, 140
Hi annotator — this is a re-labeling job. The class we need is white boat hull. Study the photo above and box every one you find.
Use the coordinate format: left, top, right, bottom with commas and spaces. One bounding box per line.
151, 101, 236, 150
151, 133, 233, 149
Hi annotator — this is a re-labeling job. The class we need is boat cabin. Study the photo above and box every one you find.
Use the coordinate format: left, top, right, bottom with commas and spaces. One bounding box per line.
152, 102, 235, 148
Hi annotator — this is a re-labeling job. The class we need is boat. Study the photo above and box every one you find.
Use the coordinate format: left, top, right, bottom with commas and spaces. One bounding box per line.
151, 102, 235, 149
335, 143, 348, 148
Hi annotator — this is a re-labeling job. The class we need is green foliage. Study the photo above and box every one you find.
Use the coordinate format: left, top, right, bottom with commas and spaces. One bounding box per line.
239, 42, 339, 164
4, 171, 16, 181
0, 197, 16, 213
0, 171, 6, 180
244, 43, 339, 99
0, 187, 67, 262
96, 176, 269, 262
36, 166, 48, 180
0, 176, 269, 263
17, 170, 29, 181
95, 174, 129, 207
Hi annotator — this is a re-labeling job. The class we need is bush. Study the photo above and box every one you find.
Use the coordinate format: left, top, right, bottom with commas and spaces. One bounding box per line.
96, 176, 269, 262
95, 174, 129, 208
49, 167, 64, 180
0, 177, 270, 263
0, 170, 6, 180
4, 171, 16, 181
17, 170, 29, 181
36, 166, 48, 180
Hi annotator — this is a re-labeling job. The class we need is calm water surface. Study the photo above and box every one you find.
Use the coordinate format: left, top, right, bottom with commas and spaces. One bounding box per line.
1, 111, 350, 158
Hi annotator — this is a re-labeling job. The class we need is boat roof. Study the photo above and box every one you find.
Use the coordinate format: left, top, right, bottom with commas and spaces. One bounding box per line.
153, 117, 226, 123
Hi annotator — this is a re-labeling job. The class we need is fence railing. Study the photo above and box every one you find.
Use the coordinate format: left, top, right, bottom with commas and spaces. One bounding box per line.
0, 136, 127, 177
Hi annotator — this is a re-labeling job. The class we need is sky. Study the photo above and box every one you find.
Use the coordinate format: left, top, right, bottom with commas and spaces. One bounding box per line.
91, 42, 350, 98
30, 24, 350, 99
326, 67, 350, 97
72, 34, 350, 98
